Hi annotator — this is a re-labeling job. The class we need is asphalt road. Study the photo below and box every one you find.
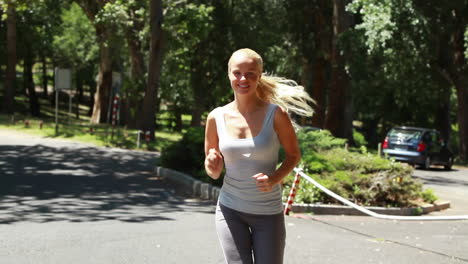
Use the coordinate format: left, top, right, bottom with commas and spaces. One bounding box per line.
413, 166, 468, 216
1, 129, 467, 264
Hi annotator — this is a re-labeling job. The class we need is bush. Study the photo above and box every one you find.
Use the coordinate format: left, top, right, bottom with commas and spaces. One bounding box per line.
161, 127, 437, 207
283, 129, 436, 208
353, 130, 368, 148
159, 127, 221, 186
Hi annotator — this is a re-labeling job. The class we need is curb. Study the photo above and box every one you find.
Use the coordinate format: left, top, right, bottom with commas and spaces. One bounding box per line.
154, 166, 451, 216
289, 201, 450, 216
155, 166, 220, 202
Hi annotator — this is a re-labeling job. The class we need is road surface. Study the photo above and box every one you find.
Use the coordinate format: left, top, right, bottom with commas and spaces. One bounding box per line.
1, 129, 467, 264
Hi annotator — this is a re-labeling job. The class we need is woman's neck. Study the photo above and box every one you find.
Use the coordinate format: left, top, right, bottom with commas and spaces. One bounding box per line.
231, 96, 266, 115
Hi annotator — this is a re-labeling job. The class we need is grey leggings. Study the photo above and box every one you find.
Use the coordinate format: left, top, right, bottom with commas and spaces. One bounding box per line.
215, 203, 286, 264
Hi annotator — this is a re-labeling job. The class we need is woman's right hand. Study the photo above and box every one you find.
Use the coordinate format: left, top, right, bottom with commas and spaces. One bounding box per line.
205, 148, 223, 179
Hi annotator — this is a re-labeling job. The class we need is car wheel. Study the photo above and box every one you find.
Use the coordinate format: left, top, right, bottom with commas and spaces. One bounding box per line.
422, 156, 431, 170
444, 158, 453, 171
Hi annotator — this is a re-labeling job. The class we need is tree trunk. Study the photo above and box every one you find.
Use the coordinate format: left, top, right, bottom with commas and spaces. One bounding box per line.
442, 24, 468, 162
190, 56, 206, 127
90, 36, 112, 124
138, 0, 164, 139
42, 54, 48, 98
325, 0, 354, 142
3, 3, 17, 114
24, 48, 40, 117
123, 18, 146, 128
454, 78, 468, 161
310, 1, 331, 128
310, 57, 327, 128
75, 1, 114, 124
434, 85, 451, 142
75, 71, 84, 119
451, 24, 468, 162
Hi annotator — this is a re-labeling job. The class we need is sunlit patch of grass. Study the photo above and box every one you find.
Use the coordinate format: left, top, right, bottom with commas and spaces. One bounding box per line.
0, 113, 182, 151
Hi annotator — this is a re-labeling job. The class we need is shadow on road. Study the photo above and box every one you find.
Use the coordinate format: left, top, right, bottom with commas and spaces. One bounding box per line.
0, 144, 213, 224
413, 173, 468, 187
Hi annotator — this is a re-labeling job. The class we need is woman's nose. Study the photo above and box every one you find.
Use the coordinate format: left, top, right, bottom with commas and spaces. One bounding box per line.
240, 75, 246, 81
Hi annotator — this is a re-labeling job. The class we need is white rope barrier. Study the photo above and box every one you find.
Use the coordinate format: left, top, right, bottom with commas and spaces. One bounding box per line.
293, 168, 468, 221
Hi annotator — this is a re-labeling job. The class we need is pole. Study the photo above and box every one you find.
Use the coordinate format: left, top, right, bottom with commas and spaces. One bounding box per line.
284, 172, 301, 215
55, 89, 58, 134
68, 93, 72, 124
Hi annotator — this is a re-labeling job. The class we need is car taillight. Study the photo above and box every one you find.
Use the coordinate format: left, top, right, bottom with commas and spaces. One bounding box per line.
382, 137, 388, 149
417, 142, 426, 152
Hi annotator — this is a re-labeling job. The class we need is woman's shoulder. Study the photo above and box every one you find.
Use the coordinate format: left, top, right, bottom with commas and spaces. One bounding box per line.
268, 103, 286, 115
207, 104, 229, 120
271, 103, 289, 122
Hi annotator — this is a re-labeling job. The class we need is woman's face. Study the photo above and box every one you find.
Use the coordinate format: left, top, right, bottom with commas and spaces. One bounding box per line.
228, 53, 262, 97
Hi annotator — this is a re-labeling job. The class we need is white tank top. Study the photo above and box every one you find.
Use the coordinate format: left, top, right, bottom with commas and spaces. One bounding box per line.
214, 103, 283, 215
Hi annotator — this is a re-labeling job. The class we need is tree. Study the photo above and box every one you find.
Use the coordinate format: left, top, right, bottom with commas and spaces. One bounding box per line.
413, 0, 468, 161
74, 0, 116, 124
161, 1, 215, 127
349, 0, 468, 161
138, 0, 164, 138
282, 0, 333, 128
324, 0, 354, 142
2, 0, 16, 114
53, 2, 98, 114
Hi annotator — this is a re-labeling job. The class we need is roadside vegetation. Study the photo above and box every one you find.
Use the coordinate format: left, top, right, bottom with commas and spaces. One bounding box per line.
0, 94, 184, 152
160, 127, 439, 208
283, 129, 437, 207
0, 93, 446, 207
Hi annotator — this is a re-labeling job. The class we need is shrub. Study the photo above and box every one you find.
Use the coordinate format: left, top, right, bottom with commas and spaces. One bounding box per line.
283, 129, 436, 208
159, 127, 221, 186
353, 130, 368, 148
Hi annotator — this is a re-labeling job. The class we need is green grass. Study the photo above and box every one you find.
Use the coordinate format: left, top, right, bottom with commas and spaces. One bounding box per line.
0, 113, 183, 151
0, 93, 186, 151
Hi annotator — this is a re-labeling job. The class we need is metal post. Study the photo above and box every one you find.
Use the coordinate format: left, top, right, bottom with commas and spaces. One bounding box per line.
137, 131, 141, 148
68, 93, 72, 124
55, 89, 59, 134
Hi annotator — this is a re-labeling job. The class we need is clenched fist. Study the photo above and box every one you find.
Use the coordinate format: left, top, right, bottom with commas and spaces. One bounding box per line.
252, 173, 274, 192
205, 148, 223, 179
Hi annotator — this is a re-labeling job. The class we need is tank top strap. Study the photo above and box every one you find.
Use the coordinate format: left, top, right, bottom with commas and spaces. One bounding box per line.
212, 107, 226, 138
263, 103, 278, 129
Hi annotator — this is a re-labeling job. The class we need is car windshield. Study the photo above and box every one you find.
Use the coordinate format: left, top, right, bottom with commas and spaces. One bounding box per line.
388, 129, 422, 142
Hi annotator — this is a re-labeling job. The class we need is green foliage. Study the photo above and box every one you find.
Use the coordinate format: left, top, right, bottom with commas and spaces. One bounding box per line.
284, 130, 433, 207
297, 128, 346, 152
53, 3, 98, 67
353, 130, 368, 148
160, 127, 220, 186
348, 0, 397, 53
160, 1, 215, 113
420, 189, 437, 204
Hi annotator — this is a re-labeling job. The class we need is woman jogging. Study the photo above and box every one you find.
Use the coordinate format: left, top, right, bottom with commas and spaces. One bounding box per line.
204, 48, 313, 264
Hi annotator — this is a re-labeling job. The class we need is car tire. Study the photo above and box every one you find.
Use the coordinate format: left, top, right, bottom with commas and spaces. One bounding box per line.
422, 156, 431, 170
444, 158, 453, 171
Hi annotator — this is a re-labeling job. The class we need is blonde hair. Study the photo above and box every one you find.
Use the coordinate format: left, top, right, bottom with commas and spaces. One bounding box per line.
229, 48, 314, 119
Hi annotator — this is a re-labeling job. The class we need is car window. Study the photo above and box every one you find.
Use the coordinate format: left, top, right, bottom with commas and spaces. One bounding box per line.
388, 129, 422, 142
422, 132, 431, 142
432, 132, 440, 144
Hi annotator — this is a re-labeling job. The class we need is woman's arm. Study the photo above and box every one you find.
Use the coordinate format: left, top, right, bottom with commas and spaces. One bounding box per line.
204, 111, 224, 180
253, 106, 300, 192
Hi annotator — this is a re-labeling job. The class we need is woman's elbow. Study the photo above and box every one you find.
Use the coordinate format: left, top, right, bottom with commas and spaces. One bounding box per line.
288, 152, 301, 166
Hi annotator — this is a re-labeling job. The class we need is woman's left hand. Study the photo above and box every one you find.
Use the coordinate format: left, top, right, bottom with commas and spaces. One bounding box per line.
252, 173, 274, 192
